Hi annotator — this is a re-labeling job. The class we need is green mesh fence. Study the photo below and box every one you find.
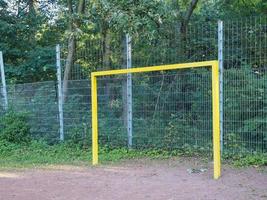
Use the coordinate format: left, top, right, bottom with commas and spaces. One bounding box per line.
0, 16, 266, 153
223, 17, 267, 153
97, 68, 213, 152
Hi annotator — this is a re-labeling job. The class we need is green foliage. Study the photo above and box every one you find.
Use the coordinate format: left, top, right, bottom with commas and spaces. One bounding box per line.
224, 66, 267, 152
234, 154, 267, 167
0, 110, 31, 144
217, 0, 267, 17
5, 82, 59, 144
0, 141, 170, 168
0, 139, 21, 156
62, 83, 92, 146
0, 140, 89, 168
164, 115, 199, 150
224, 153, 267, 167
67, 123, 91, 148
1, 1, 266, 156
1, 0, 266, 84
89, 0, 166, 35
1, 139, 266, 169
223, 133, 244, 153
0, 0, 58, 83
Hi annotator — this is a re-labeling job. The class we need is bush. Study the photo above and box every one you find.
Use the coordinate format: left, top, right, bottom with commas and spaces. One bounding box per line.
232, 153, 267, 167
0, 111, 31, 144
66, 124, 91, 148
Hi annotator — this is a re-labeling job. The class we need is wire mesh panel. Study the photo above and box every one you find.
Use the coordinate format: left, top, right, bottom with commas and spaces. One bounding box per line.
3, 46, 56, 84
0, 16, 266, 154
70, 22, 218, 79
61, 33, 125, 81
6, 81, 59, 143
63, 80, 91, 145
0, 86, 5, 114
97, 68, 213, 152
97, 76, 127, 147
223, 16, 267, 153
132, 22, 217, 68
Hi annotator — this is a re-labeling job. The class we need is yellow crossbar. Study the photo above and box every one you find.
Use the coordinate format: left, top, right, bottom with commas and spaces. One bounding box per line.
92, 61, 218, 77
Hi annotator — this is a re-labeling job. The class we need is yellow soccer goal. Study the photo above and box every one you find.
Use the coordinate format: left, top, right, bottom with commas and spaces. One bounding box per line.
91, 60, 221, 179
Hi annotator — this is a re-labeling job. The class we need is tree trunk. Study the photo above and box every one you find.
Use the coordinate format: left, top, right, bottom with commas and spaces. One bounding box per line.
179, 0, 199, 61
102, 29, 111, 70
28, 0, 35, 14
63, 36, 75, 103
174, 0, 199, 62
101, 29, 112, 105
62, 0, 85, 102
139, 0, 200, 117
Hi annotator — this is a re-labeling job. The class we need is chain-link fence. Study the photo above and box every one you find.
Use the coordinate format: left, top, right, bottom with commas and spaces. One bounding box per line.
0, 16, 266, 154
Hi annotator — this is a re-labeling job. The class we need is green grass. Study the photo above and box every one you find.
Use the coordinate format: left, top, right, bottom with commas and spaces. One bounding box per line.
222, 151, 267, 167
0, 140, 266, 169
0, 140, 88, 168
0, 140, 174, 169
231, 154, 267, 167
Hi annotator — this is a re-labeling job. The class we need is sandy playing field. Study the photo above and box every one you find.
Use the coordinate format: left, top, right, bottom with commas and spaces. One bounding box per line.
0, 158, 266, 200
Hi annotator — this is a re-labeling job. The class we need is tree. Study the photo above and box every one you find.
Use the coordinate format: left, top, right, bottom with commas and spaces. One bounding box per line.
0, 0, 56, 83
62, 0, 85, 102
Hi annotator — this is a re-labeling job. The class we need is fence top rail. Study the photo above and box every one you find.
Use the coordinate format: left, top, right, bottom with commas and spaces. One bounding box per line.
91, 60, 218, 77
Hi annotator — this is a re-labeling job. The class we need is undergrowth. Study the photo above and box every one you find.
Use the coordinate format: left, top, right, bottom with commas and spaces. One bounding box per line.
0, 140, 172, 169
223, 153, 267, 167
0, 139, 266, 169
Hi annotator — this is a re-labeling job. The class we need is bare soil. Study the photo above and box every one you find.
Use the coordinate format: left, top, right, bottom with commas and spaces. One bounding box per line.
0, 158, 266, 200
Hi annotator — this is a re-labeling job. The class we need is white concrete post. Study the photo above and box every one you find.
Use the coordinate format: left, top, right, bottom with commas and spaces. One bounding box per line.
126, 34, 133, 148
218, 20, 224, 153
56, 45, 64, 141
0, 51, 8, 110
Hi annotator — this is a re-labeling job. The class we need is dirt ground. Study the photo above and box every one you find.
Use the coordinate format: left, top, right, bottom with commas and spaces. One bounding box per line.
0, 158, 266, 200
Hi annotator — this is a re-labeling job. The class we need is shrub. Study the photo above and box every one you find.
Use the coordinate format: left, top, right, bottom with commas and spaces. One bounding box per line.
66, 124, 91, 148
0, 111, 31, 144
232, 153, 267, 167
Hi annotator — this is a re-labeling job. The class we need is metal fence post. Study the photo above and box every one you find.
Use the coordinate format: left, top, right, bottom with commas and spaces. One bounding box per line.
56, 44, 64, 141
218, 20, 224, 153
126, 34, 133, 148
0, 51, 8, 110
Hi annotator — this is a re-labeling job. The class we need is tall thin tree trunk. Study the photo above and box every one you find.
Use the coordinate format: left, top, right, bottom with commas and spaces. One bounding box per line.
102, 29, 112, 103
63, 36, 75, 103
174, 0, 199, 62
103, 29, 111, 70
62, 0, 85, 102
150, 0, 199, 112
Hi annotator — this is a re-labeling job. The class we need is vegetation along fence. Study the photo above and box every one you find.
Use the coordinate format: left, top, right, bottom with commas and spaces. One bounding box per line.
0, 16, 266, 154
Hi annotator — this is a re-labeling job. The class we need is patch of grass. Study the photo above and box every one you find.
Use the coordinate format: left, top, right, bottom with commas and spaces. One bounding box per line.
222, 151, 267, 168
99, 148, 172, 163
0, 140, 90, 169
0, 141, 174, 169
231, 153, 267, 167
0, 140, 266, 169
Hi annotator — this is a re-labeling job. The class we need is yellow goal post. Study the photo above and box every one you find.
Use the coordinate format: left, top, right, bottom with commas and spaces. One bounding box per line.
91, 60, 221, 179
